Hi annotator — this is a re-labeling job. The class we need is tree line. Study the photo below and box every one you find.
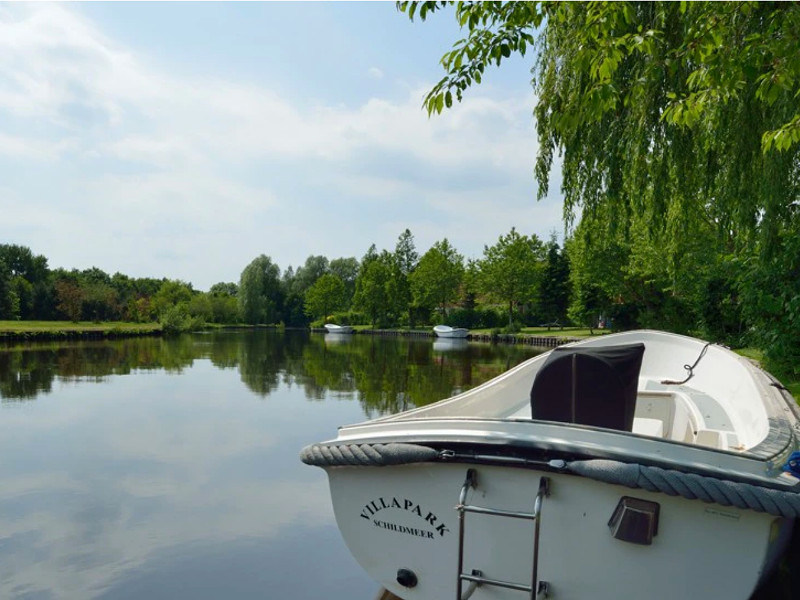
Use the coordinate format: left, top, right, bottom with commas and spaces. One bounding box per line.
237, 228, 570, 332
0, 244, 239, 332
0, 229, 572, 334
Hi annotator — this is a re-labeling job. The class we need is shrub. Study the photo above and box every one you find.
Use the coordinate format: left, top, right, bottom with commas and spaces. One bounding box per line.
443, 307, 504, 329
159, 305, 191, 336
444, 308, 473, 328
331, 310, 368, 326
475, 308, 504, 329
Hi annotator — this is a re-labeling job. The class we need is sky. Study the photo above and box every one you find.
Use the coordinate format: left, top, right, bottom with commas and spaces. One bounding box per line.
0, 2, 564, 292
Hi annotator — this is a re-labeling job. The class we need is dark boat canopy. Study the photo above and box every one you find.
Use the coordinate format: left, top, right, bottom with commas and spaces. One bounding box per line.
530, 343, 645, 432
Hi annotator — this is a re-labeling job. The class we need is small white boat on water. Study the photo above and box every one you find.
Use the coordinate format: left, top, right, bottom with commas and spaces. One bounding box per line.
434, 325, 469, 338
302, 330, 800, 600
324, 323, 354, 334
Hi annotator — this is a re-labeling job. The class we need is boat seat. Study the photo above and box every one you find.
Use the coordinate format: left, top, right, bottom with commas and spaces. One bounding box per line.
695, 428, 729, 450
633, 417, 664, 438
530, 343, 645, 432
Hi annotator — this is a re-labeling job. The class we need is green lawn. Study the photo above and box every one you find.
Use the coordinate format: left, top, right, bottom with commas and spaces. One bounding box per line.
0, 321, 161, 334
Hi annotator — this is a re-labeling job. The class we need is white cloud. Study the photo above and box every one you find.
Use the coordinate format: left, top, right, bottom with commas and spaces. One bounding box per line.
368, 66, 384, 80
0, 3, 562, 289
0, 132, 77, 160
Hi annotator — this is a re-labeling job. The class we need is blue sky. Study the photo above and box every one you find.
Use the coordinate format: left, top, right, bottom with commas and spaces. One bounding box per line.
0, 2, 563, 291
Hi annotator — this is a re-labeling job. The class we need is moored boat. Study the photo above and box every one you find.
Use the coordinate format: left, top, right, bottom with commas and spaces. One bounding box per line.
433, 325, 469, 338
324, 323, 354, 334
302, 330, 800, 600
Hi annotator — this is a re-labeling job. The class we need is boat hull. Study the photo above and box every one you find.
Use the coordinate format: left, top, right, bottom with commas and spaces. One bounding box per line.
324, 324, 354, 334
326, 461, 791, 600
433, 326, 469, 339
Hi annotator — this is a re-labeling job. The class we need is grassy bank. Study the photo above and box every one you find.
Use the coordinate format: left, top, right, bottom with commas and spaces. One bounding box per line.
736, 347, 800, 401
0, 321, 162, 341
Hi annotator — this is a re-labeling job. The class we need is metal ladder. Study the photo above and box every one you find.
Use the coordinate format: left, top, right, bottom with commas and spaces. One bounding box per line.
455, 469, 550, 600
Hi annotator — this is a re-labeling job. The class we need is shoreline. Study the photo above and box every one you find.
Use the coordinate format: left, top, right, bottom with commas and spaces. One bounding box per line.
0, 322, 163, 342
309, 326, 584, 347
0, 322, 585, 346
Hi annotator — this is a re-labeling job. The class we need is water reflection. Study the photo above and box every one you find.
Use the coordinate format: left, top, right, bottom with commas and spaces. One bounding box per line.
0, 337, 198, 400
0, 331, 544, 599
324, 332, 353, 345
0, 331, 543, 416
433, 338, 469, 352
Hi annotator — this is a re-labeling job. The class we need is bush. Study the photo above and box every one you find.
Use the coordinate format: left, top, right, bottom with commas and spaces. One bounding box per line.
444, 307, 504, 329
159, 305, 191, 336
699, 272, 745, 345
189, 315, 207, 331
409, 305, 431, 328
331, 310, 368, 326
444, 308, 473, 328
741, 234, 800, 377
475, 308, 504, 329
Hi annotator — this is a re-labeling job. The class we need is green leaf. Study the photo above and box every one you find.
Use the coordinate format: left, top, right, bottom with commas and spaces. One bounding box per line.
435, 92, 444, 114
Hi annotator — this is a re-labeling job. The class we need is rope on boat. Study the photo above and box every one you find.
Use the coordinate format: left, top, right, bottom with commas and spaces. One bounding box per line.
300, 442, 439, 467
300, 443, 800, 518
566, 459, 800, 519
660, 341, 713, 385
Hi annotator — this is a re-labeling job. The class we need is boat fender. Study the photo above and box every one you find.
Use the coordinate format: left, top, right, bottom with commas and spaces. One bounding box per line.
782, 451, 800, 479
300, 442, 439, 467
567, 459, 800, 519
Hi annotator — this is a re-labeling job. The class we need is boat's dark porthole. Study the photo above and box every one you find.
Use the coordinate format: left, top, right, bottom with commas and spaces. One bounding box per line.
608, 496, 660, 545
396, 568, 418, 588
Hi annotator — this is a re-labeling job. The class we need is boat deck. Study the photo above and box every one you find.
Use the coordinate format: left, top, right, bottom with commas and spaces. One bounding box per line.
369, 331, 795, 458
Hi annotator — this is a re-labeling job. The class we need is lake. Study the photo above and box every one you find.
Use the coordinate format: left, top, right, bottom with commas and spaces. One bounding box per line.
0, 330, 544, 600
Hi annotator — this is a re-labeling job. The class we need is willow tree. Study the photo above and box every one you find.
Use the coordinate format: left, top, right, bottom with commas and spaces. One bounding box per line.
402, 1, 800, 372
239, 255, 283, 325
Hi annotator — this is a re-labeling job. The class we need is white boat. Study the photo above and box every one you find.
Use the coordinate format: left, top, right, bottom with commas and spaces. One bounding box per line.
324, 323, 354, 334
434, 325, 469, 338
302, 330, 800, 600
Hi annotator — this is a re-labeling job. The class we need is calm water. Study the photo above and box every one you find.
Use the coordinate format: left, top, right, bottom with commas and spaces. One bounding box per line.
0, 330, 543, 600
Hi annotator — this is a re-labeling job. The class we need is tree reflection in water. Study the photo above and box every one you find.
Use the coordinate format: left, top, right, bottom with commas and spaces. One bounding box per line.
0, 330, 545, 416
